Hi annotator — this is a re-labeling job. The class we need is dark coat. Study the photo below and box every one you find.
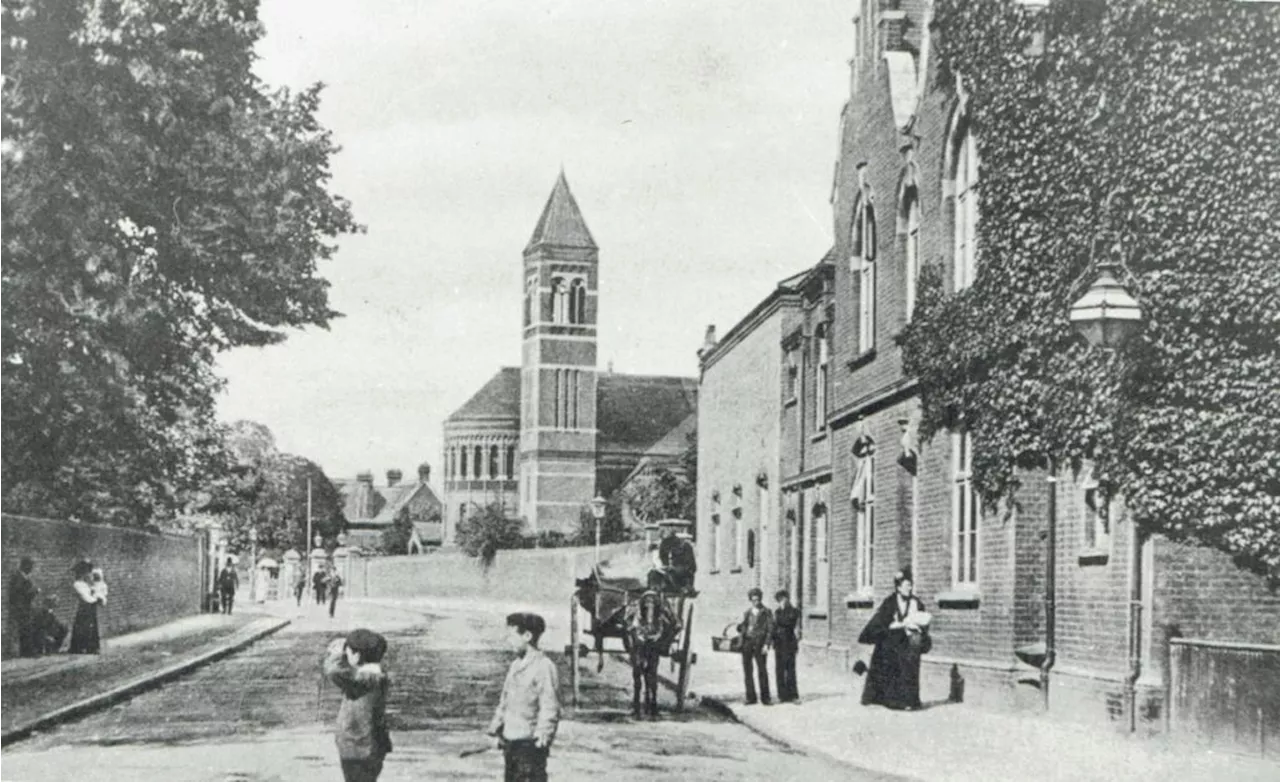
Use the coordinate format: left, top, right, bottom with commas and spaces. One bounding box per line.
772, 604, 801, 652
857, 593, 927, 710
323, 639, 392, 760
737, 606, 774, 653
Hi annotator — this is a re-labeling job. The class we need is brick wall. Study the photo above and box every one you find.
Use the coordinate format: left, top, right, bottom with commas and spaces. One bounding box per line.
1, 514, 203, 658
1151, 536, 1280, 646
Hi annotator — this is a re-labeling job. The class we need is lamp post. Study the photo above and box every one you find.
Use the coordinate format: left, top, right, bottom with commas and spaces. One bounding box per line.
590, 495, 607, 565
1041, 259, 1144, 717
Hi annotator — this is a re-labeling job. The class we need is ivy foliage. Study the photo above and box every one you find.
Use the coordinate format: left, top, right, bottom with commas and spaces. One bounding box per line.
899, 0, 1280, 578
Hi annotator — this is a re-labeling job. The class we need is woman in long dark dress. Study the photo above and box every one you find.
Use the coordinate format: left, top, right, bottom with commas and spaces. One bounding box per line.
68, 560, 105, 654
857, 567, 931, 710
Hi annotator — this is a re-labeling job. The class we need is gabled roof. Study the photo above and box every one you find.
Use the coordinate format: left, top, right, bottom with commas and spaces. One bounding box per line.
336, 478, 442, 525
446, 367, 521, 422
525, 171, 597, 252
372, 482, 440, 524
597, 374, 698, 453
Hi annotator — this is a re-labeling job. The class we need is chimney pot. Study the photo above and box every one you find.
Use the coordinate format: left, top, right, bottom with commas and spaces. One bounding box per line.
386, 469, 403, 487
418, 463, 431, 483
356, 471, 374, 485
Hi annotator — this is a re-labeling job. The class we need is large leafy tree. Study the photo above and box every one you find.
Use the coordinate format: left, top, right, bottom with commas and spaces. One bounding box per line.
622, 430, 698, 526
2, 0, 360, 527
900, 0, 1280, 578
202, 420, 345, 553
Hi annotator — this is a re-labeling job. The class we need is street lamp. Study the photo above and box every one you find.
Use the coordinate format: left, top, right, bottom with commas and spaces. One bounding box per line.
1068, 262, 1143, 349
248, 527, 258, 603
590, 495, 607, 564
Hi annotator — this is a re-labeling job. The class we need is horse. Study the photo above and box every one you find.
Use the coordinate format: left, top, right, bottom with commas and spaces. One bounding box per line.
575, 570, 640, 673
624, 590, 678, 719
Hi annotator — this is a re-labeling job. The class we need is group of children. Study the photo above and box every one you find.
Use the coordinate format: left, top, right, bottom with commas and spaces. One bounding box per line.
324, 611, 559, 782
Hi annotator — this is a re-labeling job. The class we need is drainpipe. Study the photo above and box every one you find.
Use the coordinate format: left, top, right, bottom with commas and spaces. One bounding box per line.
1125, 522, 1145, 733
1041, 463, 1057, 711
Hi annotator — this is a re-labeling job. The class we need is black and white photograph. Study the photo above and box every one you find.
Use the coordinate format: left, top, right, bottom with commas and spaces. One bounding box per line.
2, 1, 1278, 780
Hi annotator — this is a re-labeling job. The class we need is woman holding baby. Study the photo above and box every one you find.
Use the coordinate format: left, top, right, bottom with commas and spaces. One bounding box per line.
857, 566, 932, 710
68, 560, 108, 654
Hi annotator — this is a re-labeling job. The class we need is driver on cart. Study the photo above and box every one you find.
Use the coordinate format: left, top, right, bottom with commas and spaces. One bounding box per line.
648, 525, 697, 595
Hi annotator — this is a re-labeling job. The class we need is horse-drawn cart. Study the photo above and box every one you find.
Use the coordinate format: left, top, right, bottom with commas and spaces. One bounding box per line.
568, 553, 697, 716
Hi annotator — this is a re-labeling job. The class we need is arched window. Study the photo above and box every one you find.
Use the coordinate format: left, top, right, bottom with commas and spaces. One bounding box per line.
852, 444, 876, 592
904, 194, 921, 321
524, 275, 537, 326
504, 445, 516, 479
551, 277, 567, 324
474, 445, 484, 478
489, 445, 499, 479
569, 279, 586, 324
952, 127, 979, 291
952, 430, 979, 586
815, 323, 830, 427
460, 447, 469, 480
853, 202, 877, 353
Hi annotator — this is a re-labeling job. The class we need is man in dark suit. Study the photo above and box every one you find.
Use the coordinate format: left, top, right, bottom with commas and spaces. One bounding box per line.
737, 587, 774, 705
772, 589, 801, 702
8, 557, 39, 656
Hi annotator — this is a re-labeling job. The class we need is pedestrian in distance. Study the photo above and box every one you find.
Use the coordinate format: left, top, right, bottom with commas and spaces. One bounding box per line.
8, 556, 40, 657
737, 587, 774, 705
217, 558, 239, 615
323, 628, 393, 782
295, 571, 307, 607
487, 612, 561, 782
314, 568, 329, 605
857, 567, 932, 711
328, 570, 344, 618
35, 596, 68, 655
68, 559, 105, 654
772, 589, 801, 703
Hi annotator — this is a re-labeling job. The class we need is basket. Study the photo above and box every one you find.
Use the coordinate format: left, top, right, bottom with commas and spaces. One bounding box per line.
712, 622, 742, 653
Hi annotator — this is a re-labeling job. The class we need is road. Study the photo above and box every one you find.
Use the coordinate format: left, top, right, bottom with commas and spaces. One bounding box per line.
3, 598, 882, 782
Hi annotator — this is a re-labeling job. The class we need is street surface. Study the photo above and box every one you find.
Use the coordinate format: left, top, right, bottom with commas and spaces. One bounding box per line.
3, 598, 884, 781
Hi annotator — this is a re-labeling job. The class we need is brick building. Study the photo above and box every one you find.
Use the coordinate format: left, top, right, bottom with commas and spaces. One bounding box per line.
441, 173, 697, 542
696, 0, 1280, 738
335, 465, 443, 552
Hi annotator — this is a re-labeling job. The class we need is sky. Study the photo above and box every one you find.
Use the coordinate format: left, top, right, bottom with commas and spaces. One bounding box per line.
215, 0, 851, 481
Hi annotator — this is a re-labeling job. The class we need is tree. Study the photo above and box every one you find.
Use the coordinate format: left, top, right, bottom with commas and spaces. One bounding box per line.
201, 420, 345, 554
455, 504, 525, 571
622, 429, 697, 526
381, 506, 441, 555
899, 0, 1280, 578
2, 0, 361, 528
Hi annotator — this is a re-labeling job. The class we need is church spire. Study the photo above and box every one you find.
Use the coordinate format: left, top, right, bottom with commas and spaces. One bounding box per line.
525, 171, 597, 253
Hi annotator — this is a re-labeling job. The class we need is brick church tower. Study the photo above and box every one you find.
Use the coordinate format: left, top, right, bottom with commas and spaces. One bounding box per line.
519, 172, 599, 534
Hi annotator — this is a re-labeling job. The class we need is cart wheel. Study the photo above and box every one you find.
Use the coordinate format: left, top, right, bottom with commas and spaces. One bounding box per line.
675, 602, 696, 711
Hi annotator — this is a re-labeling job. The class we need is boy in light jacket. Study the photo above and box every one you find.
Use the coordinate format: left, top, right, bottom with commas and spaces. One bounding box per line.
487, 612, 561, 782
323, 628, 393, 782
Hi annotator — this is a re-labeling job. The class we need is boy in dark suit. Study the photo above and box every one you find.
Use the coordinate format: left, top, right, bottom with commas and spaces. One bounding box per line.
772, 589, 801, 702
323, 628, 392, 782
737, 587, 774, 705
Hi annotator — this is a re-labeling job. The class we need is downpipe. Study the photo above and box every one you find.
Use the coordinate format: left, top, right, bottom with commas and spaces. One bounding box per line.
1041, 470, 1057, 711
1125, 525, 1145, 734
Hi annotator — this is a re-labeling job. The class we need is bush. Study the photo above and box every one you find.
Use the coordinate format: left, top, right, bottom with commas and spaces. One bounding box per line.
454, 504, 525, 570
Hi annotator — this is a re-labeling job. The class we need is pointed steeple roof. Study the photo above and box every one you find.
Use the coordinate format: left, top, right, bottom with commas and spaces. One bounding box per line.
525, 171, 597, 252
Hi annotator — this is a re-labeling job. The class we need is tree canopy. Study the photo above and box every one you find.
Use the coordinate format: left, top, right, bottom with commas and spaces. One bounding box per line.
899, 0, 1280, 578
2, 0, 360, 527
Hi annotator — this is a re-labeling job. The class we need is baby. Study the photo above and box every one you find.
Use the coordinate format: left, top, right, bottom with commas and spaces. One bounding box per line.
91, 567, 109, 604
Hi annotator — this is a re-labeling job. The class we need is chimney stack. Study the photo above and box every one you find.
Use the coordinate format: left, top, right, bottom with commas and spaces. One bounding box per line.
697, 324, 718, 364
418, 463, 431, 484
356, 471, 374, 486
386, 469, 403, 487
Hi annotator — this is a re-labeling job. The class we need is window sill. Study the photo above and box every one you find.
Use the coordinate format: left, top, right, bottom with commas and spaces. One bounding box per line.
729, 567, 744, 574
784, 397, 798, 409
846, 349, 876, 372
810, 430, 828, 444
936, 589, 981, 610
1078, 549, 1110, 567
807, 611, 829, 620
708, 569, 721, 575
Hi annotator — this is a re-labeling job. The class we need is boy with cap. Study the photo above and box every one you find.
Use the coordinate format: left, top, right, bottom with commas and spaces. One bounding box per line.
323, 628, 393, 782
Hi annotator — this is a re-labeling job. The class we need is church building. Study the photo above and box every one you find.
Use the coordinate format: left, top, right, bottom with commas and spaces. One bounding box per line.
441, 173, 696, 543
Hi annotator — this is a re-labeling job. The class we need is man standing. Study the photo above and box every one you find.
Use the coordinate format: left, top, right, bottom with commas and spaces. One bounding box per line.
772, 589, 801, 702
313, 568, 328, 606
328, 569, 343, 618
217, 558, 239, 615
8, 557, 40, 656
737, 587, 774, 705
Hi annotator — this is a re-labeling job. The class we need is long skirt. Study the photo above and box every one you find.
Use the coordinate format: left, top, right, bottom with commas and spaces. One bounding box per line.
68, 602, 101, 654
861, 630, 922, 709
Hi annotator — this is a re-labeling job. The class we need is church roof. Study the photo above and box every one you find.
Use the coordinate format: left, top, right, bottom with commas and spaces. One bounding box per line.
525, 171, 597, 252
597, 374, 698, 453
446, 367, 522, 422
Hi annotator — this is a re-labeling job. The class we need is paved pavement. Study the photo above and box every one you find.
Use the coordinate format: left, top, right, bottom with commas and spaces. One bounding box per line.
3, 597, 880, 781
2, 609, 288, 742
675, 632, 1280, 782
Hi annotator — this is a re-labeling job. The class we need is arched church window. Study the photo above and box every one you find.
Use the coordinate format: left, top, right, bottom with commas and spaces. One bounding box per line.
569, 279, 586, 324
551, 277, 568, 324
474, 445, 484, 478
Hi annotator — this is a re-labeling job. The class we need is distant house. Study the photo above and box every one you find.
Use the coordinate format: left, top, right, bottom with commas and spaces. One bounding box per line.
335, 464, 443, 553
